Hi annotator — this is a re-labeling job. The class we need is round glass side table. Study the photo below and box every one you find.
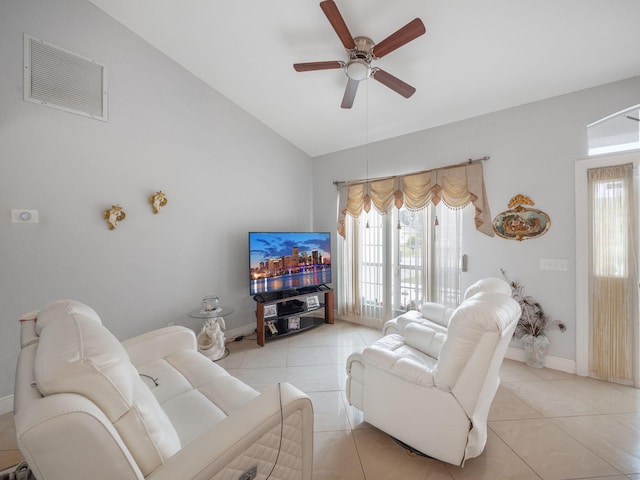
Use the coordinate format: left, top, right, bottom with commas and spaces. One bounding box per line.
188, 307, 234, 320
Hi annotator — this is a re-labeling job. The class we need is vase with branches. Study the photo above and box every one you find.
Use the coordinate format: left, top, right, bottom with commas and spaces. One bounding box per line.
501, 269, 566, 367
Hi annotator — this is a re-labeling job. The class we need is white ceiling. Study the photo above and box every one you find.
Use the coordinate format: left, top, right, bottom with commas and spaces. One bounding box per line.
88, 0, 640, 157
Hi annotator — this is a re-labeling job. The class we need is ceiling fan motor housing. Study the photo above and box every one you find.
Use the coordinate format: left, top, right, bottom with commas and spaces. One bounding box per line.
345, 36, 374, 81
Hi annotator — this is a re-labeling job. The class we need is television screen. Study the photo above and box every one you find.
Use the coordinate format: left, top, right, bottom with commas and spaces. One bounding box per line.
249, 232, 332, 296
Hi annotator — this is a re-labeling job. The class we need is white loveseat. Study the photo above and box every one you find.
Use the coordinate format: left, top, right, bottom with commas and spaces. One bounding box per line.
14, 300, 314, 480
382, 277, 513, 336
346, 284, 520, 466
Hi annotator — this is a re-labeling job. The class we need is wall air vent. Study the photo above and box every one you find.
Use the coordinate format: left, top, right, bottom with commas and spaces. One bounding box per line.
24, 35, 108, 121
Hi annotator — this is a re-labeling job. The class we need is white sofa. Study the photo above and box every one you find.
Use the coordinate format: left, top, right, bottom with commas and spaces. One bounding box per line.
346, 284, 520, 466
382, 277, 512, 336
14, 300, 314, 480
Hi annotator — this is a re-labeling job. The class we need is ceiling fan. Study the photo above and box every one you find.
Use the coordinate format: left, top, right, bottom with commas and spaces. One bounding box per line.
294, 0, 426, 109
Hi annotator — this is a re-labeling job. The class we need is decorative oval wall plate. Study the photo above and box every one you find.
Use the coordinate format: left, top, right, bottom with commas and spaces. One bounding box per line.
493, 194, 550, 241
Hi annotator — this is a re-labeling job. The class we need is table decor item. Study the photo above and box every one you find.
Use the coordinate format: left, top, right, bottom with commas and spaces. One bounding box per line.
201, 295, 220, 313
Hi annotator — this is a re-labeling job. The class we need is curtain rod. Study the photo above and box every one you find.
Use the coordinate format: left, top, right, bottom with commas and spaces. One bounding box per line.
332, 156, 490, 187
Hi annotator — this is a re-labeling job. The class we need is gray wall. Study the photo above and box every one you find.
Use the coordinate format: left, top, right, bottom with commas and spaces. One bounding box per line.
0, 0, 312, 397
2, 0, 640, 399
312, 75, 640, 362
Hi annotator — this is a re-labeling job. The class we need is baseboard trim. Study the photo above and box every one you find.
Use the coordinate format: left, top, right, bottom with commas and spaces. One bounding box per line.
335, 314, 383, 330
0, 395, 13, 415
505, 346, 577, 374
224, 324, 258, 343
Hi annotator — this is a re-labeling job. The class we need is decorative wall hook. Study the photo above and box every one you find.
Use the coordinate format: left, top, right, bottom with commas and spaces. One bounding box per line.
103, 204, 126, 230
149, 191, 168, 214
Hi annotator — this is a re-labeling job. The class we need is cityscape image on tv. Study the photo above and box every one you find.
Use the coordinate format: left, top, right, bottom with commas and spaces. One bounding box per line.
249, 232, 331, 295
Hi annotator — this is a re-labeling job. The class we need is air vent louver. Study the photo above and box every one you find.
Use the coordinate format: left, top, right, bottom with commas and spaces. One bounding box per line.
24, 35, 107, 121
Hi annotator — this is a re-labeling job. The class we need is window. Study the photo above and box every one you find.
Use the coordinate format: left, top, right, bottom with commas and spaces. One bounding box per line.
359, 210, 385, 319
395, 208, 425, 314
343, 203, 462, 322
588, 105, 640, 156
591, 178, 628, 277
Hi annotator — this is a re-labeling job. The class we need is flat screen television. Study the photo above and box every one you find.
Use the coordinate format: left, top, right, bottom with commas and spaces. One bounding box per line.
249, 232, 331, 296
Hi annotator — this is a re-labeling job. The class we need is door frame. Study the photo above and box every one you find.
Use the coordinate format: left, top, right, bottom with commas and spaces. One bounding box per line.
575, 151, 640, 380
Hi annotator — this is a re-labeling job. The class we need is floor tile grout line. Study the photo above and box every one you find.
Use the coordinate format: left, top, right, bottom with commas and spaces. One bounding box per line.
545, 415, 630, 478
486, 422, 545, 480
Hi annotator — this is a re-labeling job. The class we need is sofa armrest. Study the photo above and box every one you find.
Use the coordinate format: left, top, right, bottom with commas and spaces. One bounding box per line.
122, 326, 197, 366
147, 382, 314, 480
420, 302, 454, 328
382, 310, 422, 336
362, 345, 436, 388
404, 323, 447, 359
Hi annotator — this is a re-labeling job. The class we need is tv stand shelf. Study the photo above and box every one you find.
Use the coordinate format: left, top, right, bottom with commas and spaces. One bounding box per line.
254, 289, 334, 346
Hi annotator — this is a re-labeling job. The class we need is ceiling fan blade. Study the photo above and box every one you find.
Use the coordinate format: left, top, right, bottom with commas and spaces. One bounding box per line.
341, 78, 359, 109
294, 61, 344, 72
320, 0, 356, 50
372, 18, 426, 59
372, 69, 416, 98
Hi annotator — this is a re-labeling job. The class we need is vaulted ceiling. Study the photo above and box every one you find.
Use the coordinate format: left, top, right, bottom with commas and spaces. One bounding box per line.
88, 0, 640, 157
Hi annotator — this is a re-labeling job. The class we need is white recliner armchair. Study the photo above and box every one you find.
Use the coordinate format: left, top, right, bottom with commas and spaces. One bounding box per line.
382, 276, 513, 336
346, 283, 520, 466
14, 300, 314, 480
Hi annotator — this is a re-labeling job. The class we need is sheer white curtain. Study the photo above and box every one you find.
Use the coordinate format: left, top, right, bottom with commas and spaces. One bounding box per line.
337, 210, 389, 326
588, 163, 638, 385
337, 214, 361, 319
433, 204, 462, 307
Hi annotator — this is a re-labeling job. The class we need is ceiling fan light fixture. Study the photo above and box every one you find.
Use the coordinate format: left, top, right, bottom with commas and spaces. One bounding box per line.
345, 59, 370, 81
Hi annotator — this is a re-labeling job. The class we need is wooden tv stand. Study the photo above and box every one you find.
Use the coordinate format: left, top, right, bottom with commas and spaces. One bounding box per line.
255, 289, 334, 346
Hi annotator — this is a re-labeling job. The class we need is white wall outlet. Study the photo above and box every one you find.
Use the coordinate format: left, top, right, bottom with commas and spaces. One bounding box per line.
540, 258, 568, 272
11, 209, 39, 223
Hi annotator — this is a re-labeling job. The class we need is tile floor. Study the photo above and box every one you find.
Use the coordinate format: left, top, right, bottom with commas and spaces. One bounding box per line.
3, 319, 640, 479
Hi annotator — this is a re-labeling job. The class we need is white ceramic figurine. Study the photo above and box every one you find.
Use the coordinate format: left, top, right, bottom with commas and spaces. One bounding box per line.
197, 317, 226, 360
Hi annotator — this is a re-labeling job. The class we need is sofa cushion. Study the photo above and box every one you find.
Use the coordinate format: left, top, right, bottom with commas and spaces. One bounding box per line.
359, 335, 437, 388
420, 302, 455, 328
35, 301, 133, 419
34, 300, 181, 476
395, 312, 449, 336
135, 350, 260, 446
404, 322, 447, 359
35, 299, 101, 334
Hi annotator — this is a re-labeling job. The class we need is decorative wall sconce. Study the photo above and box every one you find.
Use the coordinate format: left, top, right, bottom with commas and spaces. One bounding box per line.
103, 204, 126, 230
149, 191, 168, 214
493, 194, 550, 241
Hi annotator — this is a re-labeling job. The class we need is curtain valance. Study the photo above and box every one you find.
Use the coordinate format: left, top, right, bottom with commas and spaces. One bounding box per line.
337, 161, 494, 237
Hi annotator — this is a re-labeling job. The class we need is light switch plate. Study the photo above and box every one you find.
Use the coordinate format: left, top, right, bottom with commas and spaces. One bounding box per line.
11, 209, 39, 223
540, 258, 568, 271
